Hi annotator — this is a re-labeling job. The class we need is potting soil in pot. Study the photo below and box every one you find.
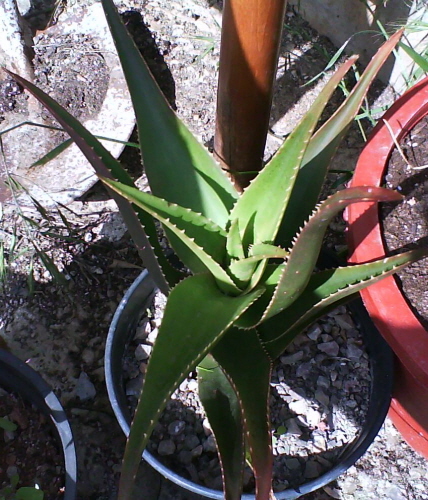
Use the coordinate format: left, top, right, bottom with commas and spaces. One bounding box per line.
382, 115, 428, 329
0, 388, 65, 499
123, 291, 372, 493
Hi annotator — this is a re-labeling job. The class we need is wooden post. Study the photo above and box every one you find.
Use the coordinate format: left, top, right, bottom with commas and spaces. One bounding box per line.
214, 0, 287, 190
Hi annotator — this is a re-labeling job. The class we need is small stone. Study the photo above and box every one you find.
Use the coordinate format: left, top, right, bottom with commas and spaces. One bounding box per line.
312, 433, 326, 451
134, 343, 152, 361
82, 348, 95, 365
157, 439, 176, 456
187, 379, 198, 392
296, 362, 312, 378
147, 327, 158, 343
334, 313, 354, 330
6, 465, 18, 478
288, 399, 309, 415
75, 372, 96, 401
178, 449, 192, 465
167, 420, 186, 436
317, 341, 339, 357
346, 343, 364, 360
280, 351, 304, 365
134, 319, 151, 340
125, 375, 144, 397
323, 486, 342, 499
285, 458, 300, 470
341, 479, 358, 494
202, 418, 212, 436
317, 375, 330, 390
190, 445, 203, 458
306, 407, 322, 427
304, 460, 320, 479
184, 434, 200, 450
203, 435, 217, 453
306, 323, 322, 340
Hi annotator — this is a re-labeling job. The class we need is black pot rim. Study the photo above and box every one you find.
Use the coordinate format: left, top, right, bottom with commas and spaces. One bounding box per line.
105, 270, 394, 499
0, 349, 77, 500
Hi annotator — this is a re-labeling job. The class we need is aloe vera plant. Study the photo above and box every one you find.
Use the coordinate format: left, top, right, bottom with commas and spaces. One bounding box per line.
6, 2, 428, 498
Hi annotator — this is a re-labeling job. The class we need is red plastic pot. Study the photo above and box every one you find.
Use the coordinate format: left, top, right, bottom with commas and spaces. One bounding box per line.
346, 76, 428, 459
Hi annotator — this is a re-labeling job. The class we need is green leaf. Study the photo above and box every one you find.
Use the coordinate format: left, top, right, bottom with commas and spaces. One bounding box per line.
226, 219, 245, 261
197, 354, 245, 500
104, 179, 241, 295
276, 30, 403, 246
228, 245, 288, 290
229, 55, 357, 251
119, 274, 263, 500
6, 70, 174, 294
399, 41, 428, 73
260, 248, 428, 359
35, 249, 68, 287
0, 417, 17, 432
249, 243, 288, 259
15, 487, 44, 500
101, 0, 238, 228
264, 186, 403, 320
30, 138, 73, 167
212, 328, 273, 500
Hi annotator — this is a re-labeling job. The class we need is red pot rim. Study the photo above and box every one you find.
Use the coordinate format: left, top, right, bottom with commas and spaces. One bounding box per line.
347, 76, 428, 389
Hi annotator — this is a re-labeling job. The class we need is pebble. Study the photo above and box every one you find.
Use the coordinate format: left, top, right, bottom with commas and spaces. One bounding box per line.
317, 340, 340, 356
125, 374, 144, 397
285, 458, 300, 470
288, 399, 309, 415
304, 460, 320, 478
158, 439, 176, 456
295, 362, 312, 378
280, 351, 304, 365
82, 348, 95, 365
167, 420, 186, 436
134, 343, 152, 361
202, 435, 217, 453
75, 372, 96, 401
306, 323, 322, 340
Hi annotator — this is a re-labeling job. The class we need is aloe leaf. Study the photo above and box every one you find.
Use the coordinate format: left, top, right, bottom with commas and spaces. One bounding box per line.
276, 30, 403, 246
197, 354, 245, 500
249, 244, 288, 259
226, 219, 245, 261
264, 186, 404, 320
104, 179, 242, 295
6, 70, 176, 294
228, 244, 288, 289
229, 56, 357, 251
119, 274, 263, 499
211, 328, 273, 500
102, 178, 227, 264
260, 248, 428, 359
101, 0, 238, 228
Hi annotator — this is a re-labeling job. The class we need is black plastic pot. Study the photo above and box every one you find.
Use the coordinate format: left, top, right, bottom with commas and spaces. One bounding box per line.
0, 349, 77, 500
105, 270, 394, 499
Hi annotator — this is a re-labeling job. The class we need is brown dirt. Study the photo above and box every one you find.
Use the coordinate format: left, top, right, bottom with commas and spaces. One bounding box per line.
382, 115, 428, 329
0, 389, 65, 498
